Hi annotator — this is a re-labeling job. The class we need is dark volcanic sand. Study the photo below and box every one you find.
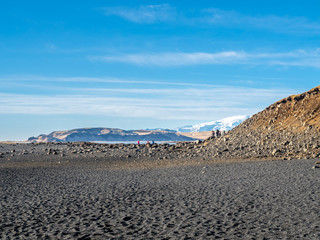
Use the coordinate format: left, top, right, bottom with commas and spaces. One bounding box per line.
1, 159, 320, 239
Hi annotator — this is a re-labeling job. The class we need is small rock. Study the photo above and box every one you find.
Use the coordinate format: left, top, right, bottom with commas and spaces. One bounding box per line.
272, 149, 280, 156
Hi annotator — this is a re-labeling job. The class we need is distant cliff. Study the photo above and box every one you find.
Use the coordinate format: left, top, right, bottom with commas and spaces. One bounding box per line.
28, 128, 198, 143
27, 115, 250, 143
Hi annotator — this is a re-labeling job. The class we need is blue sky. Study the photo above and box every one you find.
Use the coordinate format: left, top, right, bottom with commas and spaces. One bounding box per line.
1, 0, 320, 140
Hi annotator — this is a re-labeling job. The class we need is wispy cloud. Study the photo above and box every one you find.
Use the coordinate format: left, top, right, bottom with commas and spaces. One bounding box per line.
92, 49, 320, 67
101, 5, 320, 34
203, 8, 320, 34
102, 4, 175, 23
0, 86, 294, 121
0, 75, 221, 88
93, 51, 248, 66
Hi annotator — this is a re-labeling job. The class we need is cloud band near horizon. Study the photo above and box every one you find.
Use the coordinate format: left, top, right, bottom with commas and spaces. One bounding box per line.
92, 49, 320, 67
0, 86, 294, 121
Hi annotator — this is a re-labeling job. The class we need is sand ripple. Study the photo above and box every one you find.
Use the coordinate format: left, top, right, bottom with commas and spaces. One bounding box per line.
1, 159, 320, 239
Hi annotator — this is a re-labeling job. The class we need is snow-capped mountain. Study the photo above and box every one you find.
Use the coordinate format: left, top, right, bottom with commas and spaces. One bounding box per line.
175, 115, 250, 132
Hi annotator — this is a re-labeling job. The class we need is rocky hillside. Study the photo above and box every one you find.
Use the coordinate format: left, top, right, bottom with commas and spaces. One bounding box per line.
195, 86, 320, 160
242, 86, 320, 132
28, 128, 197, 143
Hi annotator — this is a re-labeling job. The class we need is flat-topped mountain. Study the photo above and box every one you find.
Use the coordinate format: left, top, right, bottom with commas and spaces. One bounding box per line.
28, 128, 198, 143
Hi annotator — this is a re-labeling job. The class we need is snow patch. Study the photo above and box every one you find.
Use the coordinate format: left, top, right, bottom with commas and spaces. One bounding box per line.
176, 115, 250, 132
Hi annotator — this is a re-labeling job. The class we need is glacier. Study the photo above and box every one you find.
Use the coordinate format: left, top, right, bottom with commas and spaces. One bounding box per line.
175, 115, 250, 132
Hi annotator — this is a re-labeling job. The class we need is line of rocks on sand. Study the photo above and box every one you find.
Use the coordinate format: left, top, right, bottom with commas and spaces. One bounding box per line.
2, 128, 320, 166
0, 142, 197, 164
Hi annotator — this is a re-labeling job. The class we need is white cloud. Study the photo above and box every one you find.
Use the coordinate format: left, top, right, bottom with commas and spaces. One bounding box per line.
102, 4, 174, 23
0, 75, 220, 88
101, 5, 320, 34
93, 51, 248, 66
204, 8, 320, 33
0, 86, 294, 121
93, 49, 320, 67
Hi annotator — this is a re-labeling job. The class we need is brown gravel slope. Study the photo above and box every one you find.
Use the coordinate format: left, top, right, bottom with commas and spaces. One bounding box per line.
199, 86, 320, 160
246, 86, 320, 132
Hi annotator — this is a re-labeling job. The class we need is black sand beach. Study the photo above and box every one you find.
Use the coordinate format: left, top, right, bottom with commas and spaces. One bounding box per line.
1, 158, 320, 239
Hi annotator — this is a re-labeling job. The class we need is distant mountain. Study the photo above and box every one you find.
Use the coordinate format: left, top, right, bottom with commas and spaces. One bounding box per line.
28, 115, 249, 143
28, 128, 197, 143
145, 128, 175, 132
175, 115, 250, 132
